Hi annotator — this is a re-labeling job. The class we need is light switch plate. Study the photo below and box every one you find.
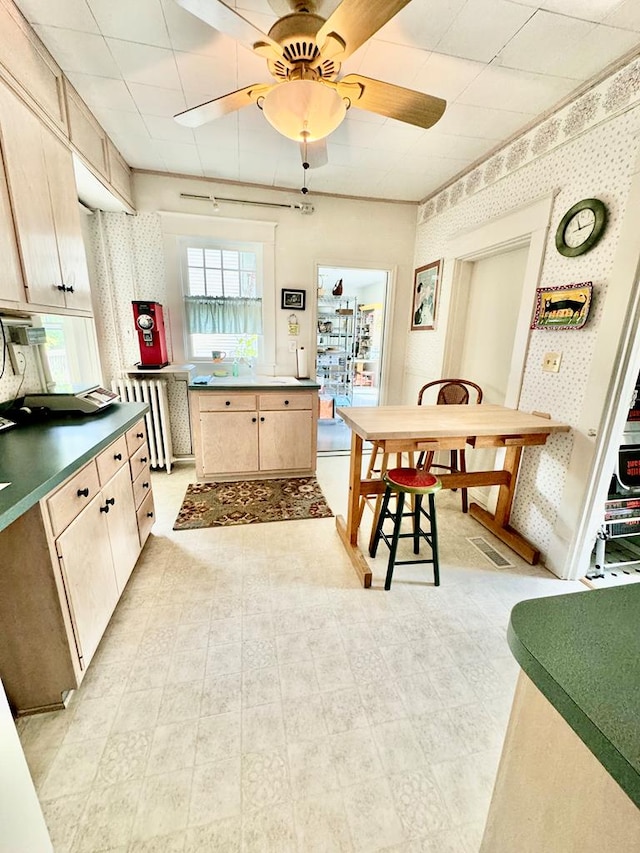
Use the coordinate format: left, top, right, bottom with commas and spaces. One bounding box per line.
288, 340, 297, 353
542, 352, 562, 373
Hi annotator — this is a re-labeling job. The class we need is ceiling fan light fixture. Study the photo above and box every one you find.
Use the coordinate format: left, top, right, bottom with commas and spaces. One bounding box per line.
261, 79, 346, 142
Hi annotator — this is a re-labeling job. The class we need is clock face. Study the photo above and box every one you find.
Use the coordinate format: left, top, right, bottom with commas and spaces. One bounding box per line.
555, 198, 607, 257
563, 208, 596, 248
136, 314, 154, 331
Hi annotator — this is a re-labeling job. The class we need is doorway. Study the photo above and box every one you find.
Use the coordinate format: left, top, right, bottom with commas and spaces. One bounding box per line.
316, 265, 389, 453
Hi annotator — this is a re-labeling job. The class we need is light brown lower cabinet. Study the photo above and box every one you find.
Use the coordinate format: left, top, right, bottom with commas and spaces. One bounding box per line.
190, 389, 318, 480
0, 418, 154, 715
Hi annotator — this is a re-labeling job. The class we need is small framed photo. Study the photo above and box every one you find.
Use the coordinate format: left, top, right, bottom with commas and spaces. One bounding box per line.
281, 288, 306, 310
531, 281, 593, 330
411, 260, 441, 330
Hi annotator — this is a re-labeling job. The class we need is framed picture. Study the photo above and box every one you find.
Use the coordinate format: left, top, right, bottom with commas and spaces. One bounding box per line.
411, 260, 441, 330
531, 281, 593, 330
281, 288, 306, 310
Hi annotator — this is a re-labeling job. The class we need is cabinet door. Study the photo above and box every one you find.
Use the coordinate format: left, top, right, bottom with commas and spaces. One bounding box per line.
42, 128, 92, 311
56, 493, 119, 668
259, 410, 313, 471
0, 83, 64, 306
103, 463, 140, 594
0, 136, 25, 303
200, 411, 259, 474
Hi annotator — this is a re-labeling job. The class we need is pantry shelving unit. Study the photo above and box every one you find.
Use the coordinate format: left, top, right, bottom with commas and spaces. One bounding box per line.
316, 297, 355, 417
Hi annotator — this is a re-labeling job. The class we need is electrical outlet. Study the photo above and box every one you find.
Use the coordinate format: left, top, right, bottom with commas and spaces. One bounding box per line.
542, 352, 562, 373
288, 340, 297, 353
8, 343, 25, 375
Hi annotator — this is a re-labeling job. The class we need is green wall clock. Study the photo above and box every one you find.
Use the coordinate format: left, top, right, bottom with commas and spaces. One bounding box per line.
555, 198, 607, 257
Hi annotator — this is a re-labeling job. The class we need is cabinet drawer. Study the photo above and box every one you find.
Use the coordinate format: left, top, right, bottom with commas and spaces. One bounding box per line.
198, 393, 257, 412
132, 464, 152, 510
259, 392, 314, 411
45, 460, 100, 538
137, 488, 155, 545
130, 442, 151, 481
125, 419, 147, 456
96, 434, 128, 486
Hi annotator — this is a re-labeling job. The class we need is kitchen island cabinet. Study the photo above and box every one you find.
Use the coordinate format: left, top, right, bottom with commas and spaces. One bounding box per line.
0, 403, 154, 715
189, 379, 320, 480
481, 585, 640, 852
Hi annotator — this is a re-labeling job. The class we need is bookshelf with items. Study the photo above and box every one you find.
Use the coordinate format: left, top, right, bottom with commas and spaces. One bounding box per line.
354, 302, 382, 388
316, 297, 355, 418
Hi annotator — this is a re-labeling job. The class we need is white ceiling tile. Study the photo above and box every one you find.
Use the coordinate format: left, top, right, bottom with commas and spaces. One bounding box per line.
160, 0, 239, 59
128, 82, 187, 117
434, 102, 536, 139
355, 40, 429, 88
193, 113, 239, 146
106, 133, 165, 168
106, 38, 181, 89
603, 0, 640, 31
497, 11, 639, 79
408, 131, 495, 160
93, 108, 151, 139
144, 115, 197, 143
373, 0, 467, 51
66, 72, 138, 112
15, 0, 99, 31
199, 147, 240, 179
456, 64, 578, 114
175, 51, 239, 98
33, 25, 121, 77
413, 52, 486, 102
155, 141, 203, 174
236, 45, 272, 88
88, 0, 169, 47
507, 0, 623, 22
437, 0, 536, 63
237, 155, 278, 185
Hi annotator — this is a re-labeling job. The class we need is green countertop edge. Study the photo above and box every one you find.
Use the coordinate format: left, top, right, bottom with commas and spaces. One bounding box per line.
188, 379, 321, 391
507, 593, 640, 808
0, 402, 149, 533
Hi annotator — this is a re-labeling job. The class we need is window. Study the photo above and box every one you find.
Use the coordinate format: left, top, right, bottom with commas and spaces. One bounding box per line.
181, 240, 263, 362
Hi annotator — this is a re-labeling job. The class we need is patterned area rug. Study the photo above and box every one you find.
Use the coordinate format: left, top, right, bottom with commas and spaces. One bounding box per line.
173, 477, 334, 530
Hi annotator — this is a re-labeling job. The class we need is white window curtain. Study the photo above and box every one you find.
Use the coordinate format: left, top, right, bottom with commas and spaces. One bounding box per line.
184, 296, 263, 334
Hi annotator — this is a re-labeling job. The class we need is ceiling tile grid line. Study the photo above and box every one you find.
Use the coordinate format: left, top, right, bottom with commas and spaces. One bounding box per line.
11, 0, 640, 200
419, 52, 640, 216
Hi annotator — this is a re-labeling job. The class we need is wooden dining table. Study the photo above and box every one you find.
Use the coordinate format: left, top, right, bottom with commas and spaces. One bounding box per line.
335, 403, 571, 588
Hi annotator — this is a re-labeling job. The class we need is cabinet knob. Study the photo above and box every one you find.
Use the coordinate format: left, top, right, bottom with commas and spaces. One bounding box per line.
106, 497, 115, 506
252, 417, 257, 423
146, 512, 154, 518
77, 487, 89, 498
143, 481, 150, 488
57, 284, 66, 292
100, 504, 110, 513
66, 286, 74, 294
136, 432, 144, 438
140, 456, 148, 463
260, 416, 265, 422
284, 400, 289, 405
225, 400, 231, 406
114, 453, 122, 461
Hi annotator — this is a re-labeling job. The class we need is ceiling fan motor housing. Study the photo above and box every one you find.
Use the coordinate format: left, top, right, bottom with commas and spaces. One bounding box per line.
267, 13, 340, 81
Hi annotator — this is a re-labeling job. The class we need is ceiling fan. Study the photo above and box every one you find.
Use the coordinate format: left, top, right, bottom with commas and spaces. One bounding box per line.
174, 0, 446, 169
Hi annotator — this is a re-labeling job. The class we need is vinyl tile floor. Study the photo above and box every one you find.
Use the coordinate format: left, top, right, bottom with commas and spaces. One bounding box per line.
18, 457, 586, 852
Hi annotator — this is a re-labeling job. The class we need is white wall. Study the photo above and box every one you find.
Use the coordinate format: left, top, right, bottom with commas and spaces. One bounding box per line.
410, 54, 640, 575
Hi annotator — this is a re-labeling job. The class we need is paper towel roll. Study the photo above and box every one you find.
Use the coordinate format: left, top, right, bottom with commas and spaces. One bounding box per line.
296, 346, 309, 379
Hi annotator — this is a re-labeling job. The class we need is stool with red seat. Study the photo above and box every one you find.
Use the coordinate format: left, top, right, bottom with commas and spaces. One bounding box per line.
369, 468, 442, 591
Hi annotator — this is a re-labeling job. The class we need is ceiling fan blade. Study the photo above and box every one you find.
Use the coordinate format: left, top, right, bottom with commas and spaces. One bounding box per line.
176, 0, 283, 58
317, 0, 411, 61
338, 74, 446, 129
174, 83, 274, 127
300, 138, 328, 169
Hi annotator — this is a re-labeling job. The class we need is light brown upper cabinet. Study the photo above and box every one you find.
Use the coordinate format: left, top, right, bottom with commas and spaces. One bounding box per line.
65, 82, 109, 180
0, 82, 91, 313
106, 138, 133, 207
0, 135, 24, 304
0, 0, 67, 133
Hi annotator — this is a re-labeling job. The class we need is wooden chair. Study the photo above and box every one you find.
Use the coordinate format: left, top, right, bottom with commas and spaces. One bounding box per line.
415, 379, 483, 513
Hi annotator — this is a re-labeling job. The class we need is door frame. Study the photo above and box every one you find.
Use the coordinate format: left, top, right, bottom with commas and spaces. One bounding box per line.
314, 261, 395, 405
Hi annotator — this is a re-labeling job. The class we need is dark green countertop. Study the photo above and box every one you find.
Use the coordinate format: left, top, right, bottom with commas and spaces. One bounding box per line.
189, 376, 320, 391
0, 402, 148, 533
508, 585, 640, 806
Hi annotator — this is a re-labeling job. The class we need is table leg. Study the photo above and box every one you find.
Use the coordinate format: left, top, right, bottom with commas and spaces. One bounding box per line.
336, 431, 372, 587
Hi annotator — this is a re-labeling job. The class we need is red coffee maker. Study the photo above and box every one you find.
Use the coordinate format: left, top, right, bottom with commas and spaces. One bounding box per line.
132, 301, 169, 369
